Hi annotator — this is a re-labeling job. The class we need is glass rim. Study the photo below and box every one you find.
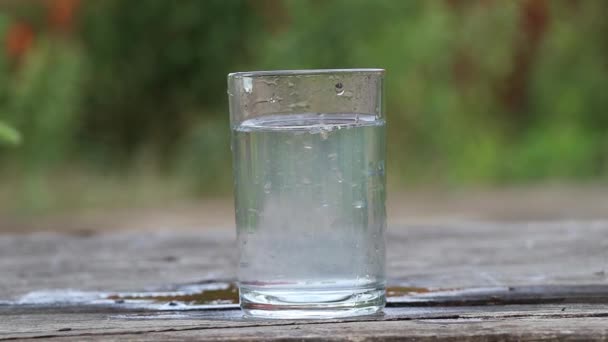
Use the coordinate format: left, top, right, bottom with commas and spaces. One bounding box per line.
228, 68, 385, 78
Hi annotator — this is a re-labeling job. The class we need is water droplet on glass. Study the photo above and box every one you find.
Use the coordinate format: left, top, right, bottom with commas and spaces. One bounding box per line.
268, 94, 282, 104
288, 101, 308, 110
264, 182, 272, 194
335, 82, 344, 96
262, 78, 278, 86
243, 77, 253, 93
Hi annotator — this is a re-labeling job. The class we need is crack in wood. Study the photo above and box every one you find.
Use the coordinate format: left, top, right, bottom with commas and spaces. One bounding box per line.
3, 310, 608, 340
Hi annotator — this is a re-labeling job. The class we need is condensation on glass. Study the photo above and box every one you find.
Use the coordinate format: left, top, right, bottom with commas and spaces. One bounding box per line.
228, 69, 386, 319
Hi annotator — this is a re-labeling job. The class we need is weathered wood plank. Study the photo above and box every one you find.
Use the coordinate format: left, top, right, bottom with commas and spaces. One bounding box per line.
386, 221, 608, 288
59, 317, 608, 341
1, 221, 607, 340
388, 284, 608, 306
1, 222, 606, 301
0, 230, 236, 300
2, 305, 607, 340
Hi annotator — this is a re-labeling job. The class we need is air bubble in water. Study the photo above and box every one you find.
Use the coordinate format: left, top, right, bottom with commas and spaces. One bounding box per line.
377, 162, 385, 176
320, 129, 329, 140
336, 172, 344, 183
353, 201, 364, 209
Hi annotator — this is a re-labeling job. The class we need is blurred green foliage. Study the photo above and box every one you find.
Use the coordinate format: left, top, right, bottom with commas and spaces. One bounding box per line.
0, 0, 607, 211
0, 121, 20, 146
0, 15, 19, 146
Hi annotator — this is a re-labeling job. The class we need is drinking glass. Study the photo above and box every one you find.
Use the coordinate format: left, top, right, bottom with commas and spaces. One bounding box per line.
228, 69, 386, 319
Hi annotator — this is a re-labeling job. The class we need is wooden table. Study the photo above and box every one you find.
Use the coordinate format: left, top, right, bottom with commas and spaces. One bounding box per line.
1, 221, 607, 341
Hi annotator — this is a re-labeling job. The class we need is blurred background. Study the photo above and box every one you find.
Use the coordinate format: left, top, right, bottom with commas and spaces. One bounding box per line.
0, 0, 607, 231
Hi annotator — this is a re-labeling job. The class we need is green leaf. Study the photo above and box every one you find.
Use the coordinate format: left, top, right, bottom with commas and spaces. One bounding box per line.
0, 121, 21, 146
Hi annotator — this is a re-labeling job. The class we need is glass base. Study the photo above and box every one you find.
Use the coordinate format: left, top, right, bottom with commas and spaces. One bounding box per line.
239, 285, 385, 319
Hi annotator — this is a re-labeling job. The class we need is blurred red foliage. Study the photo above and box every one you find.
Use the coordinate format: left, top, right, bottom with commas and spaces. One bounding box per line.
501, 0, 549, 114
3, 0, 80, 64
47, 0, 80, 33
5, 21, 34, 62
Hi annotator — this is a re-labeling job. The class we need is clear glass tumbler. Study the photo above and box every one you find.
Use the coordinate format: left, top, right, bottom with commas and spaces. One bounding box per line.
228, 69, 386, 319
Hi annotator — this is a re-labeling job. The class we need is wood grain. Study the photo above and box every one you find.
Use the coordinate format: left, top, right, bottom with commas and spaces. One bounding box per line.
46, 317, 608, 341
1, 222, 606, 300
1, 221, 607, 340
1, 305, 607, 340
